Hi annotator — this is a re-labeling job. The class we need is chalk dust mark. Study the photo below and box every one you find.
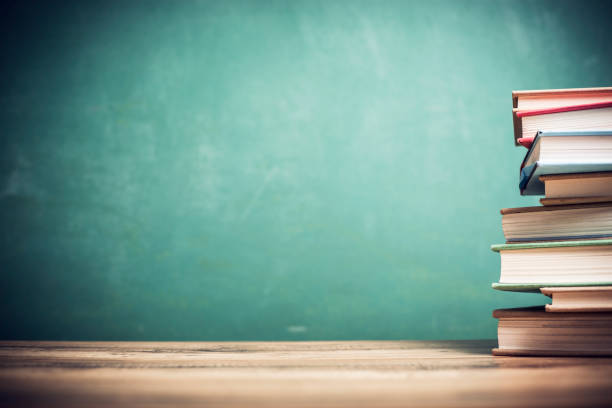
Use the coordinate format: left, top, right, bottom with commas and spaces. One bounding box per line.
240, 167, 278, 220
287, 325, 307, 334
360, 17, 386, 79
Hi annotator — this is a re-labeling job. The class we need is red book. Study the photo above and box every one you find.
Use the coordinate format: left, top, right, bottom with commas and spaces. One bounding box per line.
511, 87, 612, 145
517, 137, 534, 149
512, 101, 612, 143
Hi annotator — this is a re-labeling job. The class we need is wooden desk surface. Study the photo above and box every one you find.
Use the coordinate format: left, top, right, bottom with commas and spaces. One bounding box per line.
1, 340, 611, 407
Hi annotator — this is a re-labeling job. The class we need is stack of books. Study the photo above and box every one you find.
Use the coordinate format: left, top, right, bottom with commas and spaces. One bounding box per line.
492, 87, 612, 356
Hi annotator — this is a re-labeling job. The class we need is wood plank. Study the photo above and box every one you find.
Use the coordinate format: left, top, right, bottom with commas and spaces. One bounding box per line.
1, 341, 612, 407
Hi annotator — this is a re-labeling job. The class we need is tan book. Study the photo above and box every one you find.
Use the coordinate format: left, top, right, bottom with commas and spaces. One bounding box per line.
539, 172, 612, 206
512, 87, 612, 145
541, 196, 612, 206
540, 286, 612, 312
492, 306, 612, 356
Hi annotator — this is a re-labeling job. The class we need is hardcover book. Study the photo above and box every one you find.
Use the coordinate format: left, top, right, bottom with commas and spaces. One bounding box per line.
493, 306, 612, 356
512, 88, 612, 144
541, 286, 612, 312
518, 130, 612, 195
500, 202, 612, 242
514, 102, 612, 141
538, 172, 612, 205
491, 239, 612, 292
513, 87, 612, 112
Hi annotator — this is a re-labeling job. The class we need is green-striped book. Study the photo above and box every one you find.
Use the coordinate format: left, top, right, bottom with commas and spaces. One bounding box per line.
491, 239, 612, 292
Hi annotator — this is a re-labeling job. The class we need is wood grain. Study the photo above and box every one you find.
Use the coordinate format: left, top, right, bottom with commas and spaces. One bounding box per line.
1, 341, 612, 407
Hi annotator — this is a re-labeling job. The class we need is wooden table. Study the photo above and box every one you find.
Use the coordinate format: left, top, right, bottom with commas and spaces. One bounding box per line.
1, 340, 611, 407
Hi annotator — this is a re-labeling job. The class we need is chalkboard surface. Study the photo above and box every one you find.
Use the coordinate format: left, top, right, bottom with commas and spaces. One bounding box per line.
1, 0, 611, 340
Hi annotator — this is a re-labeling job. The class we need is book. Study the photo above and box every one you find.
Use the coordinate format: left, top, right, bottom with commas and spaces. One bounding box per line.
500, 202, 612, 242
513, 102, 612, 142
490, 239, 612, 291
540, 286, 612, 312
538, 172, 612, 205
496, 88, 612, 358
492, 282, 608, 293
513, 87, 612, 111
518, 130, 612, 195
512, 87, 612, 145
540, 196, 612, 206
492, 306, 612, 356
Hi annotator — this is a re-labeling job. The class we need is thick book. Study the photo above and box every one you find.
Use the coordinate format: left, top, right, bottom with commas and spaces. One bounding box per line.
512, 87, 612, 144
490, 239, 612, 292
518, 130, 612, 195
538, 172, 612, 205
541, 286, 612, 312
500, 202, 612, 242
492, 306, 612, 356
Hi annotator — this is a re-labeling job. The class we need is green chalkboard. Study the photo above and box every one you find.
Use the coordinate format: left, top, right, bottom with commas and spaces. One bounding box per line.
1, 0, 612, 340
